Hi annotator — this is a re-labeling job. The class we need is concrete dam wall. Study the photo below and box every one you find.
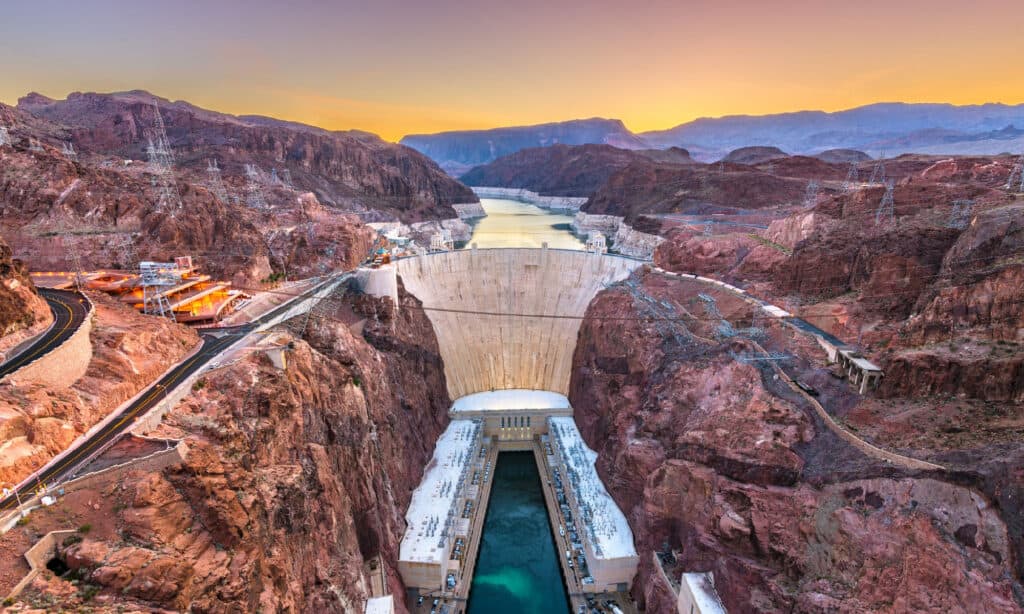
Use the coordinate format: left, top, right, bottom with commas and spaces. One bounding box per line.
395, 248, 643, 399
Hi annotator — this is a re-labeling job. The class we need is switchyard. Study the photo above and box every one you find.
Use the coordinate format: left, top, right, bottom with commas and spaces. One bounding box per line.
31, 256, 250, 324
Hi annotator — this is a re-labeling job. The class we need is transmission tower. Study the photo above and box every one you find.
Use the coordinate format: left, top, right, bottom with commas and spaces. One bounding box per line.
206, 159, 231, 203
140, 261, 180, 321
803, 180, 820, 208
0, 127, 9, 147
144, 102, 182, 214
868, 153, 886, 185
1006, 155, 1024, 193
702, 222, 712, 236
874, 180, 895, 225
53, 220, 85, 289
698, 293, 736, 338
245, 164, 269, 209
947, 199, 974, 230
842, 162, 859, 191
279, 168, 292, 187
61, 142, 77, 160
620, 278, 692, 348
113, 234, 138, 269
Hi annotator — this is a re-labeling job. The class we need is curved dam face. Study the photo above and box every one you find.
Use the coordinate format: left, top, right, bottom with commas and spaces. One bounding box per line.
395, 248, 642, 399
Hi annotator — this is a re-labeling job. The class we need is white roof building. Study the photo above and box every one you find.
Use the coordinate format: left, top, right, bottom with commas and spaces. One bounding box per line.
364, 596, 395, 614
548, 417, 636, 561
451, 389, 571, 413
399, 420, 481, 565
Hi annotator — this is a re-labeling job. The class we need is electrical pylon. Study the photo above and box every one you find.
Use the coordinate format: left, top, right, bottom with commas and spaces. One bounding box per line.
874, 180, 895, 225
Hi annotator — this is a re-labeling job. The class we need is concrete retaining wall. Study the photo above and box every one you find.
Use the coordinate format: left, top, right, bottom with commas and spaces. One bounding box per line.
5, 295, 94, 390
356, 265, 399, 307
6, 529, 76, 599
471, 187, 587, 212
451, 202, 487, 219
59, 440, 188, 496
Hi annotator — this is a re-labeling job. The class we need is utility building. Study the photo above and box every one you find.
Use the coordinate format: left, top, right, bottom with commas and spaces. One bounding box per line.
398, 420, 486, 596
449, 389, 572, 446
546, 416, 639, 592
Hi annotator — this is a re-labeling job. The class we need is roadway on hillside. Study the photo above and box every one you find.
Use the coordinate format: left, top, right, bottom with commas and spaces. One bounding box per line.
0, 275, 341, 514
0, 289, 89, 379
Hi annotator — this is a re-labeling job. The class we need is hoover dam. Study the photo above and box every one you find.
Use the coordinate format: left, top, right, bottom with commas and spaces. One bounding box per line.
367, 247, 647, 612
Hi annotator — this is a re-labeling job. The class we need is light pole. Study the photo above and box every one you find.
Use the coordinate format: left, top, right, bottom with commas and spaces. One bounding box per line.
2, 483, 25, 519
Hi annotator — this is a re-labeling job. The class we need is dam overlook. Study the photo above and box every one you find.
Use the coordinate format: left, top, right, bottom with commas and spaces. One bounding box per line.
1, 18, 1021, 610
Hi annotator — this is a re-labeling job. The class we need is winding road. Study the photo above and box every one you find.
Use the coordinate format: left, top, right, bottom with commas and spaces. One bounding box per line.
0, 274, 345, 514
0, 289, 89, 380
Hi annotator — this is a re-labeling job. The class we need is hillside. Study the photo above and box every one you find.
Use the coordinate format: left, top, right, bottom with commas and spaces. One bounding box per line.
641, 102, 1024, 159
459, 144, 693, 197
16, 90, 476, 223
400, 118, 648, 175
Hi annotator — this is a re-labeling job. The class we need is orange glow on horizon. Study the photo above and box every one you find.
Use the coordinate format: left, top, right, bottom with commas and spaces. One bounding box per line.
0, 1, 1022, 142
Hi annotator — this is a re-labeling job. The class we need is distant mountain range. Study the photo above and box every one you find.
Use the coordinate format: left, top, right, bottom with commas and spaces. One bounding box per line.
400, 118, 647, 175
401, 103, 1024, 171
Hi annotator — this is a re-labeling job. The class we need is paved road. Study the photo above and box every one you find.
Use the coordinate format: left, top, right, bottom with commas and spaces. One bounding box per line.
0, 289, 89, 379
0, 274, 343, 513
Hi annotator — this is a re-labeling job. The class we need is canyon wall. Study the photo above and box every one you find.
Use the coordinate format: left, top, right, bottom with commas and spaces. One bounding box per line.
17, 285, 451, 612
568, 269, 1023, 613
0, 237, 52, 360
17, 91, 476, 223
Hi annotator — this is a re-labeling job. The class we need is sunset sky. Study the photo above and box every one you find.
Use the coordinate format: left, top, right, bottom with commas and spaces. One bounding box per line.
2, 0, 1022, 141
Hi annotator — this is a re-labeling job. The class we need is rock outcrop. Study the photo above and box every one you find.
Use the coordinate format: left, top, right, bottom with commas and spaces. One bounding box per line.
15, 284, 450, 612
16, 91, 476, 223
0, 236, 52, 360
722, 146, 789, 165
582, 161, 809, 224
569, 269, 1024, 612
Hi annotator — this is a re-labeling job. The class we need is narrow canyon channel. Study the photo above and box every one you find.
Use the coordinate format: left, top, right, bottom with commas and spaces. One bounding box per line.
462, 197, 585, 249
466, 452, 571, 613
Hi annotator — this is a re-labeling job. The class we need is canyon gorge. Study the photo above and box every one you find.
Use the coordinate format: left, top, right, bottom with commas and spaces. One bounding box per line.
0, 90, 1021, 614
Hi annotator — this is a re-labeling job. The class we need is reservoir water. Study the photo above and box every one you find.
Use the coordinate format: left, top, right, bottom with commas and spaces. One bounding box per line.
467, 452, 570, 614
463, 198, 584, 250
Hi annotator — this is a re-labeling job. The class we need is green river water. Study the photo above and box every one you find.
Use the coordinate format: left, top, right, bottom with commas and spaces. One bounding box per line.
466, 452, 570, 614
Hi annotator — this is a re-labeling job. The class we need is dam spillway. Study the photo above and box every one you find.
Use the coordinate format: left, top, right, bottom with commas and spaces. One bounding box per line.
394, 248, 643, 399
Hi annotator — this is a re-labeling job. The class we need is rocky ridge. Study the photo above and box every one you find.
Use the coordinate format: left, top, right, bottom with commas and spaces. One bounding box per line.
569, 269, 1023, 612
9, 283, 450, 612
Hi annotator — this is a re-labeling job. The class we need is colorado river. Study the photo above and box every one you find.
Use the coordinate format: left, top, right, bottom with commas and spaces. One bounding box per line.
463, 198, 584, 250
467, 452, 570, 613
